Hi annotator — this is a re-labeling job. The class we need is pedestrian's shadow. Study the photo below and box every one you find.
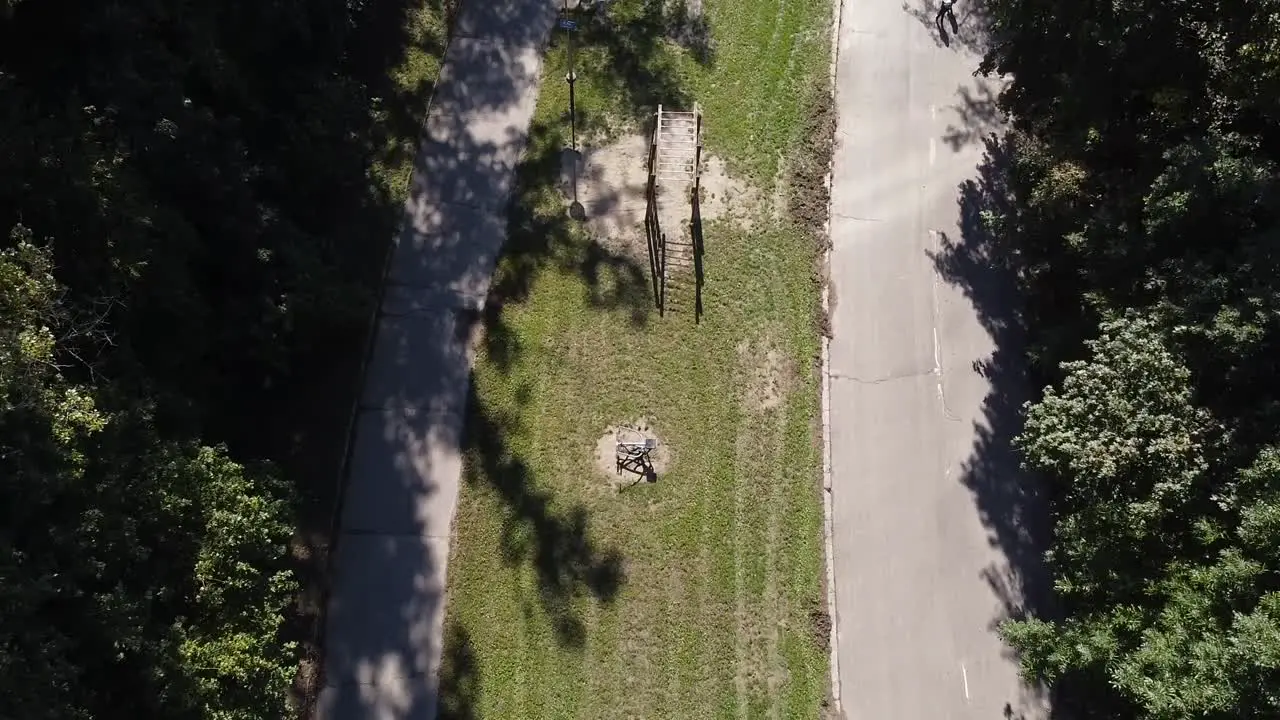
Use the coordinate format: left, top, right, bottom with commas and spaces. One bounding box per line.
936, 8, 958, 44
906, 0, 993, 54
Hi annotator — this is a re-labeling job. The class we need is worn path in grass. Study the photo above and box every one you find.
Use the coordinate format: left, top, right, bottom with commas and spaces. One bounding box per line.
316, 1, 559, 718
827, 0, 1049, 718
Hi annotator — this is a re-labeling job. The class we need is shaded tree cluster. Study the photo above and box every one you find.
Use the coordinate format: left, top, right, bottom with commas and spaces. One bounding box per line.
976, 0, 1280, 717
0, 0, 440, 715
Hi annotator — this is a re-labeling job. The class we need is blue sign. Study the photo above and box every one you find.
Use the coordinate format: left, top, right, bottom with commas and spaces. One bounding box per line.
558, 18, 578, 30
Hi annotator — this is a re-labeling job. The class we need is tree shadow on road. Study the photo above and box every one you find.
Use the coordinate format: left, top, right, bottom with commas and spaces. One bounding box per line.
928, 133, 1057, 717
941, 79, 1004, 151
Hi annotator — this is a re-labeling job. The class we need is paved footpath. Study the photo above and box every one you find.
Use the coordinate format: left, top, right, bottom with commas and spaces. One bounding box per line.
317, 2, 558, 718
827, 0, 1049, 718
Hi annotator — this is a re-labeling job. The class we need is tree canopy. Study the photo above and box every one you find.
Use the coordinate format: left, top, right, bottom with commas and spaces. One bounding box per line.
977, 0, 1280, 716
0, 0, 434, 715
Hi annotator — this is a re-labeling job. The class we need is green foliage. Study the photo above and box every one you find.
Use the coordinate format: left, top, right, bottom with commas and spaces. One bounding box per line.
0, 0, 435, 713
980, 0, 1280, 715
181, 449, 299, 720
1017, 316, 1214, 606
0, 240, 299, 718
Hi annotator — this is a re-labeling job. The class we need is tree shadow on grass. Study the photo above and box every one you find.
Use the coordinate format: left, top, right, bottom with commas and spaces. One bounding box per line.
471, 0, 716, 367
571, 0, 715, 120
462, 375, 625, 647
479, 116, 664, 373
437, 621, 480, 720
928, 133, 1057, 716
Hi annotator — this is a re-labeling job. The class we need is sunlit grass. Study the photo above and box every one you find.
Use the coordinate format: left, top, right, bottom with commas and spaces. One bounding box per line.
444, 0, 834, 716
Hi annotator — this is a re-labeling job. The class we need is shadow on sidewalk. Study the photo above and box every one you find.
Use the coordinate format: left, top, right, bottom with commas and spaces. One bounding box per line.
315, 2, 632, 718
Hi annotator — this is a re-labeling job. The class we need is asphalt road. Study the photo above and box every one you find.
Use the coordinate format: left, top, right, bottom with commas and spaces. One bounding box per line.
827, 1, 1049, 718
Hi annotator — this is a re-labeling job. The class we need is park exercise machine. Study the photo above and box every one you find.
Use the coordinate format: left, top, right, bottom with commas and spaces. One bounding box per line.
615, 426, 659, 486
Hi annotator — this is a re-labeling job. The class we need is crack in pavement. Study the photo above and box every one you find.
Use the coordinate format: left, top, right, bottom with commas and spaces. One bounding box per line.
829, 369, 937, 384
831, 212, 884, 222
829, 368, 964, 423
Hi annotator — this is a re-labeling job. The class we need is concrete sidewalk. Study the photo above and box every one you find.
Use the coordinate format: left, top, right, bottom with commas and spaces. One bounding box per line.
317, 2, 558, 718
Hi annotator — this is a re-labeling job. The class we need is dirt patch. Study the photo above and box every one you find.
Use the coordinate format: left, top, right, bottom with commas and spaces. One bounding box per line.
785, 84, 837, 343
593, 420, 671, 484
809, 600, 832, 654
695, 153, 760, 225
562, 133, 760, 261
786, 86, 837, 244
738, 338, 794, 412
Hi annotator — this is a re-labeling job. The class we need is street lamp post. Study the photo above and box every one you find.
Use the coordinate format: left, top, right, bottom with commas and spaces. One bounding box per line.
559, 4, 586, 219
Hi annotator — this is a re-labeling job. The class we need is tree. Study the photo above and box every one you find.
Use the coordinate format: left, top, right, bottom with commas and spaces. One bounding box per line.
1005, 317, 1280, 718
0, 235, 299, 719
0, 0, 429, 712
974, 0, 1280, 713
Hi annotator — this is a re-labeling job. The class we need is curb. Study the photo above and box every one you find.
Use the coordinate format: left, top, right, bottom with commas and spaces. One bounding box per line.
821, 0, 846, 713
